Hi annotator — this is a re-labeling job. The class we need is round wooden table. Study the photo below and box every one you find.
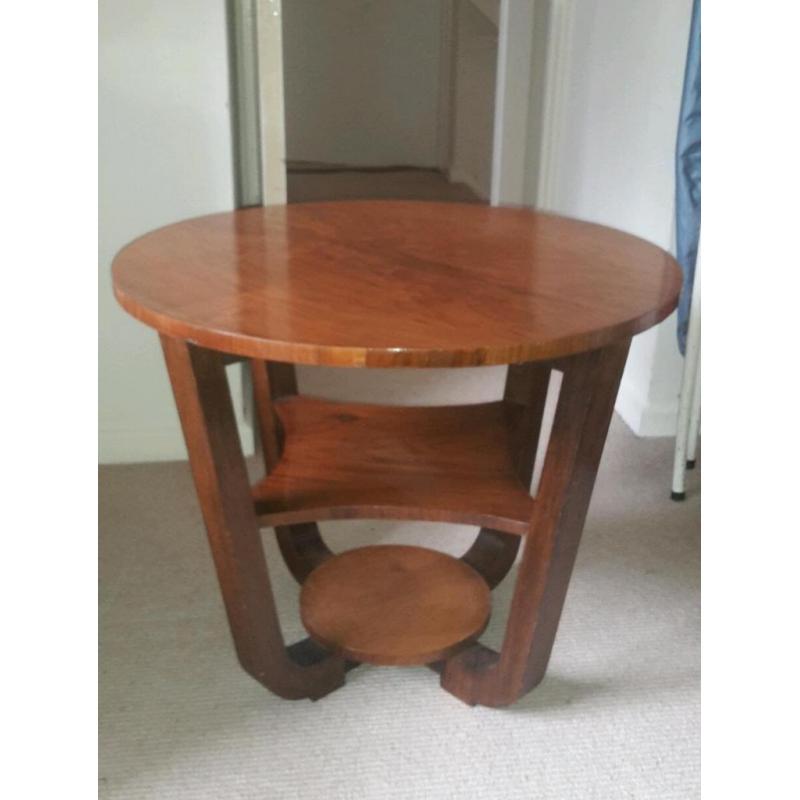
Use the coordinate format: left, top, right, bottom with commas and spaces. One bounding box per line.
113, 201, 680, 707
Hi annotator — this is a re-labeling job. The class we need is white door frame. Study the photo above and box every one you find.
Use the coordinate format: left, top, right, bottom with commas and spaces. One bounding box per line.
491, 0, 576, 208
490, 0, 536, 205
534, 0, 576, 210
255, 0, 288, 204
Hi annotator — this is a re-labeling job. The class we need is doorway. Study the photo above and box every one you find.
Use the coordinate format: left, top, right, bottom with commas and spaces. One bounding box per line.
228, 0, 551, 210
280, 0, 498, 205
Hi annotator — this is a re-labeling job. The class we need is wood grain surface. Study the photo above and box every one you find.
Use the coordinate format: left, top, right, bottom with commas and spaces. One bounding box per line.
251, 395, 535, 534
113, 201, 681, 367
300, 545, 491, 666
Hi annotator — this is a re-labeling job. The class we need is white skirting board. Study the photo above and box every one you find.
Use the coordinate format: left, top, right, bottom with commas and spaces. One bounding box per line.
99, 361, 255, 464
100, 422, 255, 465
615, 379, 679, 438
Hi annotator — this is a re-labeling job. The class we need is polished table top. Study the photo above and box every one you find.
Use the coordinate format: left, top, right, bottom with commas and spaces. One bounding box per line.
113, 201, 681, 367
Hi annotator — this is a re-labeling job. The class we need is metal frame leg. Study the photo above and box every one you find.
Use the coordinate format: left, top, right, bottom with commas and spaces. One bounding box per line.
672, 248, 701, 500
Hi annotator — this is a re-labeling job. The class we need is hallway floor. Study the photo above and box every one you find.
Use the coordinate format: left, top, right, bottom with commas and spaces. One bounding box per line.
287, 167, 482, 204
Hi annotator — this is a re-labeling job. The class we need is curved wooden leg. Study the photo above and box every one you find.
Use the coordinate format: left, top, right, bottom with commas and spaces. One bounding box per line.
461, 529, 521, 589
162, 337, 345, 700
274, 522, 333, 582
250, 359, 334, 582
460, 362, 550, 587
441, 342, 631, 707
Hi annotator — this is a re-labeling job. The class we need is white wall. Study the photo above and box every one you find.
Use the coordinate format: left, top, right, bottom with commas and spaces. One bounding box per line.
535, 0, 693, 435
99, 0, 248, 463
282, 0, 444, 167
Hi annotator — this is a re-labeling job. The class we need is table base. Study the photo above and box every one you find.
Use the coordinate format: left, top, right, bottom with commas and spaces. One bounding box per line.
161, 335, 630, 707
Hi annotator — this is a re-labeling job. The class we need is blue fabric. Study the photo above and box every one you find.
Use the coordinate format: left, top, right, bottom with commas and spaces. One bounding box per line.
675, 0, 701, 354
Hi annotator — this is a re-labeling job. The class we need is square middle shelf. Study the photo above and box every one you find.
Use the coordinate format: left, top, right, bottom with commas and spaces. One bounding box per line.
251, 396, 535, 535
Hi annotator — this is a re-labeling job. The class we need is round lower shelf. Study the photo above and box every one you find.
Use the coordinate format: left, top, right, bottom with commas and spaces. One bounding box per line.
300, 545, 491, 666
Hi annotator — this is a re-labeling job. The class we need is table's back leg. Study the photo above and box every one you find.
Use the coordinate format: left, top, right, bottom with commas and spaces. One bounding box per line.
441, 341, 631, 707
161, 337, 345, 700
251, 360, 334, 582
461, 362, 551, 587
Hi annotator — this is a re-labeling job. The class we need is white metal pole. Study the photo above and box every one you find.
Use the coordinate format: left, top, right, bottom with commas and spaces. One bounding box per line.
686, 362, 701, 467
671, 240, 701, 500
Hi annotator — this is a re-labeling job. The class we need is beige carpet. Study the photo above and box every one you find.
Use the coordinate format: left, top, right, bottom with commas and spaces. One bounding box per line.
99, 409, 700, 799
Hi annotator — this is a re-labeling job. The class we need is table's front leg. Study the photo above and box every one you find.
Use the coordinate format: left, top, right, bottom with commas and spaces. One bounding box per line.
441, 342, 631, 707
161, 336, 346, 700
